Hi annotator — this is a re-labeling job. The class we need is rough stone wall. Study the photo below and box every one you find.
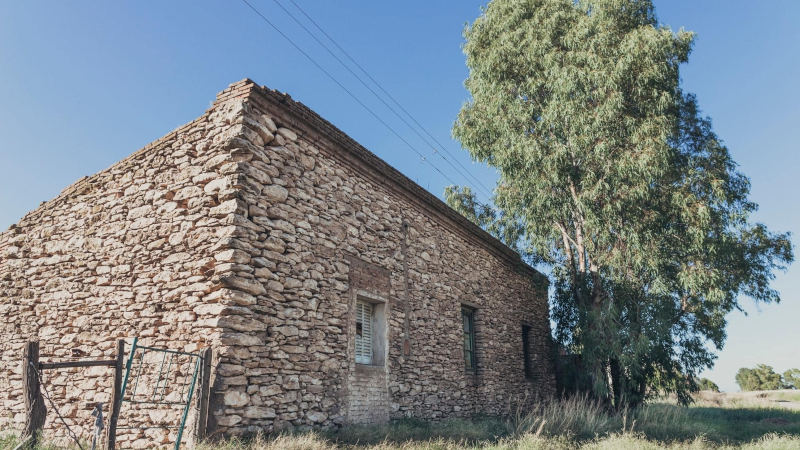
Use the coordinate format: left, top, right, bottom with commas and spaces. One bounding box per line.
206, 80, 556, 434
0, 84, 259, 446
0, 79, 555, 444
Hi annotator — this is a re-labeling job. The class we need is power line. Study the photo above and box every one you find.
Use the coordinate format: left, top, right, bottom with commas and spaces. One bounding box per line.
238, 0, 484, 198
285, 0, 495, 199
273, 0, 495, 199
239, 0, 458, 186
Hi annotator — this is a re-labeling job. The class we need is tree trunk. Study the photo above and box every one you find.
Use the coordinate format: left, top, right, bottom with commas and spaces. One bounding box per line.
609, 357, 624, 410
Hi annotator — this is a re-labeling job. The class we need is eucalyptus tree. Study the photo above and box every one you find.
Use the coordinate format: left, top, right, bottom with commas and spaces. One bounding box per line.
736, 365, 784, 391
783, 369, 800, 390
450, 0, 792, 407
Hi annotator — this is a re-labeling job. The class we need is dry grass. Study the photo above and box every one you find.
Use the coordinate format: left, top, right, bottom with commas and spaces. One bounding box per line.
3, 392, 800, 449
694, 391, 800, 410
191, 432, 800, 450
190, 392, 800, 449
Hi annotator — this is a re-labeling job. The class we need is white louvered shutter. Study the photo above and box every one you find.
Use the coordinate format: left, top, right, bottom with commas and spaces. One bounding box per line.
355, 300, 373, 364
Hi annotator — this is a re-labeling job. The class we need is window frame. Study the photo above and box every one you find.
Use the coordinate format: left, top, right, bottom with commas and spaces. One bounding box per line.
522, 324, 533, 379
355, 299, 374, 365
462, 306, 477, 372
354, 291, 388, 367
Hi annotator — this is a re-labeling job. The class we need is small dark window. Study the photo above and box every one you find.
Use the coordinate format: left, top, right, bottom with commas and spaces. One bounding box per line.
522, 324, 533, 378
462, 307, 476, 371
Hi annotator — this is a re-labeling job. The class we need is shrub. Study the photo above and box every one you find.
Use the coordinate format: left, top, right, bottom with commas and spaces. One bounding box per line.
698, 378, 720, 392
736, 365, 784, 391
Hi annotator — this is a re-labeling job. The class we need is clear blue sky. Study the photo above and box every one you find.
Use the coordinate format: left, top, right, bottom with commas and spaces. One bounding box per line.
0, 1, 797, 393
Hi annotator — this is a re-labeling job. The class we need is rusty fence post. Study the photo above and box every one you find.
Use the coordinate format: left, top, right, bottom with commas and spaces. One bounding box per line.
22, 341, 46, 447
193, 347, 213, 444
104, 339, 124, 450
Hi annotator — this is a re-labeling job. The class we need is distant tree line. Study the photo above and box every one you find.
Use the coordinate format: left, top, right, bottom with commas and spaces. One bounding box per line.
697, 378, 719, 392
735, 365, 800, 391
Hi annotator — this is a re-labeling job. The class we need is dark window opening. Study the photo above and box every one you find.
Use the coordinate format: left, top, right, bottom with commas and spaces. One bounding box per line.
462, 307, 476, 371
522, 324, 533, 378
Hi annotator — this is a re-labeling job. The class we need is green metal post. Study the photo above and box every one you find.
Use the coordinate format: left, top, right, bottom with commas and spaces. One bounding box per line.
118, 337, 138, 406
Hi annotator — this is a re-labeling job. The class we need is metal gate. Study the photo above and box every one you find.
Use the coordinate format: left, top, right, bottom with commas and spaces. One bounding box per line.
117, 338, 203, 449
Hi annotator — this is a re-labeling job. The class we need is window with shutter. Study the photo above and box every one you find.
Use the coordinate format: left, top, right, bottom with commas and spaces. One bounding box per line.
355, 300, 373, 365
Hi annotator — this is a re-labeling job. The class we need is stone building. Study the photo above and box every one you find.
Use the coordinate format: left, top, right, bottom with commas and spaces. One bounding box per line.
0, 79, 555, 443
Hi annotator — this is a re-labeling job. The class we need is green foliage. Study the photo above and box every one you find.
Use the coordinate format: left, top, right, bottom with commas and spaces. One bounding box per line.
450, 0, 793, 408
783, 368, 800, 390
735, 365, 792, 391
444, 185, 528, 257
698, 378, 720, 392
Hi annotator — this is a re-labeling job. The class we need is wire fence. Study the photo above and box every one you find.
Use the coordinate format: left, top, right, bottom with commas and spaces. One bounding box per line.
19, 339, 210, 450
29, 361, 86, 450
116, 338, 202, 449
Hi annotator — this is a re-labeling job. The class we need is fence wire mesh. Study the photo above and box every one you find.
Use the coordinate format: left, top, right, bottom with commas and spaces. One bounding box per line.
117, 338, 200, 449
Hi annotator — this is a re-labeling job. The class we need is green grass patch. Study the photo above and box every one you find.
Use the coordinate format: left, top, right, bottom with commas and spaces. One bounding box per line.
329, 416, 509, 446
685, 406, 800, 443
771, 391, 800, 403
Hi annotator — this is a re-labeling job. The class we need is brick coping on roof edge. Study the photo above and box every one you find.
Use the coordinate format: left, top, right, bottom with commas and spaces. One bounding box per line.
5, 78, 546, 286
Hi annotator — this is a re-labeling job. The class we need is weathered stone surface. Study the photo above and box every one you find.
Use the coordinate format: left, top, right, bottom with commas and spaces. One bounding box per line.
224, 391, 250, 407
0, 79, 554, 444
215, 249, 251, 264
276, 127, 297, 141
220, 275, 266, 296
205, 288, 257, 306
244, 116, 275, 145
216, 315, 264, 333
307, 411, 328, 423
243, 406, 277, 419
204, 177, 231, 194
219, 332, 262, 347
218, 363, 246, 377
259, 114, 277, 133
262, 185, 288, 203
216, 415, 243, 427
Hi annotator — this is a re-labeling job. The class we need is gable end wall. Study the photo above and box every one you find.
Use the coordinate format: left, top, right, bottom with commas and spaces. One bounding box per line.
0, 90, 259, 446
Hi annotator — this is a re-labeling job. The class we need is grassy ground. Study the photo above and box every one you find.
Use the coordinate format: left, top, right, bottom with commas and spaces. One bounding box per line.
695, 390, 800, 410
3, 391, 799, 449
